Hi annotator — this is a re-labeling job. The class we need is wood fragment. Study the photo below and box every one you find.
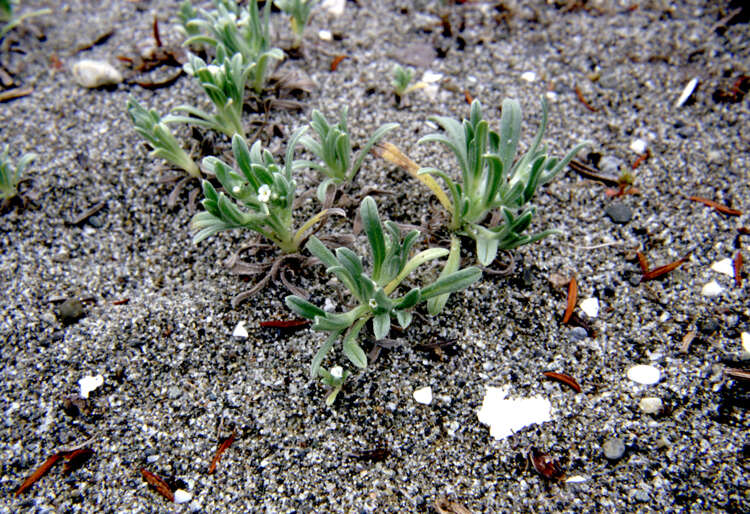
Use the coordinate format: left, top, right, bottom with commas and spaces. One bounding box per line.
330, 55, 347, 72
688, 196, 743, 216
739, 227, 750, 236
679, 330, 696, 354
348, 446, 390, 462
152, 15, 162, 48
735, 251, 743, 287
435, 497, 472, 514
74, 29, 115, 53
15, 453, 63, 496
641, 254, 690, 281
574, 84, 597, 112
636, 251, 649, 274
562, 277, 577, 324
67, 200, 107, 225
542, 371, 581, 393
133, 69, 183, 90
141, 468, 174, 502
0, 86, 33, 102
208, 431, 236, 474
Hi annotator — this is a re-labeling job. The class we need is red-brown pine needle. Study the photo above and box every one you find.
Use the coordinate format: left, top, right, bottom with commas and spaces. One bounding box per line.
689, 196, 743, 216
542, 371, 582, 393
562, 277, 577, 324
208, 431, 236, 474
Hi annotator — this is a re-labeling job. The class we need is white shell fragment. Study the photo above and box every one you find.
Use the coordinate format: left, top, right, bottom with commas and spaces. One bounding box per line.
579, 297, 599, 318
232, 321, 248, 338
565, 475, 587, 483
629, 138, 647, 154
413, 386, 433, 405
520, 71, 537, 82
741, 332, 750, 353
701, 280, 724, 297
72, 60, 123, 88
710, 258, 734, 277
318, 29, 333, 41
174, 489, 193, 504
639, 397, 663, 414
477, 385, 552, 440
321, 0, 345, 16
627, 365, 660, 385
79, 374, 104, 398
674, 77, 698, 108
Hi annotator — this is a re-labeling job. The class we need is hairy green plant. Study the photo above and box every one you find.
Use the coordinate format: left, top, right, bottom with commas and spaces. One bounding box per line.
126, 97, 200, 179
274, 0, 317, 48
180, 0, 284, 94
417, 97, 589, 265
319, 365, 348, 406
391, 64, 424, 100
171, 45, 249, 138
0, 0, 50, 40
285, 196, 481, 400
295, 107, 398, 202
0, 146, 35, 201
191, 130, 337, 254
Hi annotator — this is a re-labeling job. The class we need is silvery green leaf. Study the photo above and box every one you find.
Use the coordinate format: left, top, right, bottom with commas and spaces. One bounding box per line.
285, 295, 326, 320
310, 331, 338, 378
420, 267, 482, 300
343, 329, 367, 369
372, 312, 390, 340
395, 310, 412, 329
361, 196, 386, 281
475, 236, 499, 266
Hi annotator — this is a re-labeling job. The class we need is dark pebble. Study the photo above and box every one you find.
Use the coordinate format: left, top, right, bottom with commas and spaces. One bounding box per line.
604, 203, 633, 224
699, 318, 720, 334
58, 298, 84, 324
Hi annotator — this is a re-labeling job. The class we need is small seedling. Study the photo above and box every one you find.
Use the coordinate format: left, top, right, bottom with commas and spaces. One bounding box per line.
0, 0, 50, 40
285, 196, 481, 402
319, 366, 348, 406
180, 0, 284, 94
0, 146, 36, 203
274, 0, 318, 48
126, 97, 201, 179
295, 107, 398, 202
391, 64, 425, 103
416, 97, 589, 265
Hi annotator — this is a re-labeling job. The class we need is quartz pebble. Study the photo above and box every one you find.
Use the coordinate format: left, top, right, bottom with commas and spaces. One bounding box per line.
630, 139, 647, 154
79, 374, 104, 399
520, 71, 536, 82
742, 332, 750, 353
174, 489, 193, 504
639, 397, 663, 414
627, 365, 660, 385
602, 437, 625, 460
580, 297, 599, 318
701, 280, 724, 297
477, 386, 552, 440
232, 321, 248, 338
413, 386, 433, 405
318, 29, 332, 41
72, 60, 123, 88
710, 258, 734, 277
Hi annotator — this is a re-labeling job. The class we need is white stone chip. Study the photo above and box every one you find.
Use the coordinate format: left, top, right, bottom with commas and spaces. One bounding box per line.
174, 489, 193, 504
565, 475, 587, 483
627, 365, 660, 385
579, 297, 599, 318
674, 77, 698, 108
545, 91, 558, 102
321, 0, 345, 16
422, 71, 443, 83
710, 258, 734, 277
413, 386, 433, 405
79, 374, 104, 398
318, 29, 333, 41
742, 332, 750, 353
639, 397, 663, 414
477, 385, 552, 440
629, 138, 647, 154
520, 71, 537, 82
232, 321, 248, 338
72, 60, 123, 88
701, 280, 724, 297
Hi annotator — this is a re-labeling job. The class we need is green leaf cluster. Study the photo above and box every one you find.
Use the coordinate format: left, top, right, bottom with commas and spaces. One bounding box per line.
0, 146, 35, 201
274, 0, 318, 45
391, 64, 414, 97
418, 97, 589, 265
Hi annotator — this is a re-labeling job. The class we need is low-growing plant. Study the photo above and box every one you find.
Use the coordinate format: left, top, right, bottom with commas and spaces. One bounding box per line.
171, 45, 249, 138
415, 97, 589, 265
0, 146, 35, 202
191, 129, 337, 255
391, 64, 425, 102
285, 196, 481, 400
295, 107, 398, 202
126, 97, 201, 179
319, 365, 348, 406
180, 0, 284, 94
0, 0, 50, 40
274, 0, 318, 48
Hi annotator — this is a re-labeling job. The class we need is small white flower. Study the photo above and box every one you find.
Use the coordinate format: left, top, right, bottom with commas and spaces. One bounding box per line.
330, 366, 343, 379
232, 185, 241, 194
258, 184, 271, 203
368, 298, 378, 309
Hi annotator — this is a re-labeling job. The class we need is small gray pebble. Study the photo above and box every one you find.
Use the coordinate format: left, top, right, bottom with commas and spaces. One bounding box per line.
604, 203, 633, 224
568, 326, 588, 342
168, 386, 182, 400
88, 214, 105, 228
633, 489, 650, 502
58, 299, 84, 324
599, 155, 624, 175
602, 437, 626, 460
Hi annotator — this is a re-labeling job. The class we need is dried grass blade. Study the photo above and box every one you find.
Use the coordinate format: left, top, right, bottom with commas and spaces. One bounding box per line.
689, 196, 743, 216
636, 251, 649, 274
15, 453, 63, 496
208, 431, 236, 474
562, 277, 577, 324
641, 254, 690, 281
542, 371, 582, 393
141, 468, 174, 502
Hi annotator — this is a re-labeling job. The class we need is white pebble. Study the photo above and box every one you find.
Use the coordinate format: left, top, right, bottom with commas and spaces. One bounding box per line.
520, 71, 536, 82
565, 475, 587, 483
629, 138, 647, 154
232, 321, 248, 338
477, 385, 552, 440
318, 29, 332, 41
742, 332, 750, 353
710, 258, 734, 277
422, 71, 443, 83
79, 374, 104, 398
321, 0, 345, 16
579, 297, 599, 318
413, 386, 433, 405
174, 489, 193, 504
72, 60, 123, 88
545, 91, 558, 102
701, 280, 724, 297
674, 77, 698, 108
639, 397, 663, 414
627, 365, 660, 385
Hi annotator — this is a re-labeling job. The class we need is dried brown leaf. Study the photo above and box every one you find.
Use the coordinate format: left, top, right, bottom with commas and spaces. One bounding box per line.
141, 468, 174, 502
641, 254, 690, 281
562, 277, 577, 324
15, 453, 63, 496
330, 55, 347, 72
529, 447, 565, 481
636, 251, 649, 273
543, 371, 582, 393
734, 251, 743, 288
208, 431, 236, 474
62, 448, 94, 474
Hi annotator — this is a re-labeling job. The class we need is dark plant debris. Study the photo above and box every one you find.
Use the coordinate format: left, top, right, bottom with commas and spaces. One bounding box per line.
689, 196, 743, 216
330, 55, 347, 72
208, 431, 236, 475
542, 371, 582, 393
348, 446, 390, 462
528, 447, 565, 480
638, 251, 691, 282
562, 276, 577, 324
435, 497, 473, 514
140, 468, 174, 502
574, 84, 597, 112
